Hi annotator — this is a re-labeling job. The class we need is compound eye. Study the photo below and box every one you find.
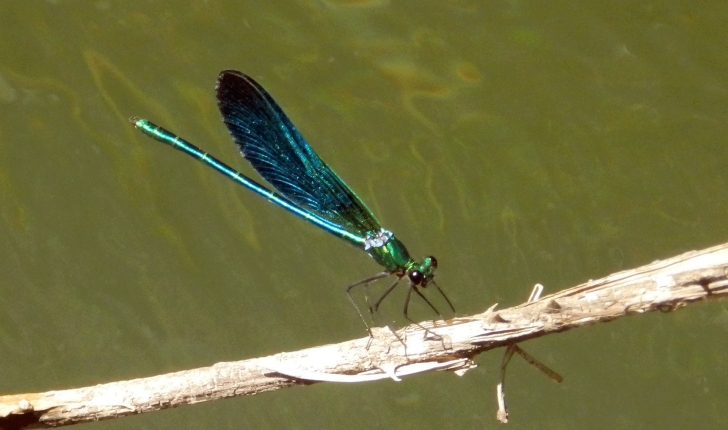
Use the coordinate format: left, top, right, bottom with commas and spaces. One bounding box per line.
428, 256, 438, 269
408, 270, 424, 285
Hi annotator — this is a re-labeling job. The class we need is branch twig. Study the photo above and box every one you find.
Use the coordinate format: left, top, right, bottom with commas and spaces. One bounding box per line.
2, 241, 728, 429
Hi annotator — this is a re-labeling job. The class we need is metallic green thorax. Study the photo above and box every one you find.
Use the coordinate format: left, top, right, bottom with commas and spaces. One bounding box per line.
367, 235, 436, 282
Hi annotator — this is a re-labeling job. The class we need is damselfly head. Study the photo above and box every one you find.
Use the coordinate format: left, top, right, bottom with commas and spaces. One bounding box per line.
408, 255, 438, 286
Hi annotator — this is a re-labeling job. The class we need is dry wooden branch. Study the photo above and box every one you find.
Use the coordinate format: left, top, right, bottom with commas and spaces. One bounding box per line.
2, 241, 728, 429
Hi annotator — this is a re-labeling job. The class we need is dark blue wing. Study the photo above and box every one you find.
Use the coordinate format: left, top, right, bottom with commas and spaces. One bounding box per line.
215, 70, 382, 236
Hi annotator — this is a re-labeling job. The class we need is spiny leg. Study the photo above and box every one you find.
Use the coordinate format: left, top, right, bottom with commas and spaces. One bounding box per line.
372, 278, 446, 342
345, 271, 390, 334
369, 276, 409, 346
346, 273, 407, 347
403, 285, 446, 345
353, 274, 410, 347
372, 275, 403, 313
407, 285, 442, 318
431, 280, 456, 313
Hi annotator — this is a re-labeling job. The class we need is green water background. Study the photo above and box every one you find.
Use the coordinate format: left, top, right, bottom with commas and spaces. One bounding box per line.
1, 1, 728, 428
